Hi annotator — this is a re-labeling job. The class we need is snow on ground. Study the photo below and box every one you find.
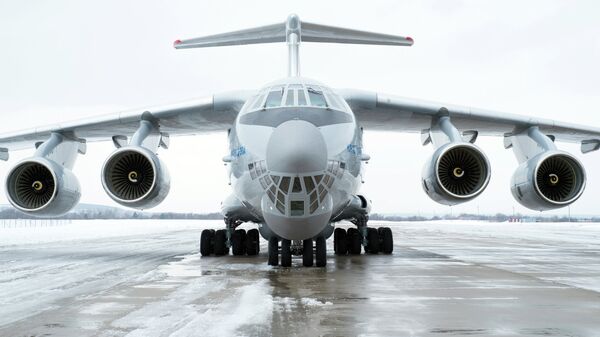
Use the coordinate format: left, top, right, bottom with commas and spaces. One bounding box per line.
375, 220, 600, 293
0, 219, 221, 246
0, 220, 222, 327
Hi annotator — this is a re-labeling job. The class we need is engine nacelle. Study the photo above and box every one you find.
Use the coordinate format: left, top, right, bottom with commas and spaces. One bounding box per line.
422, 143, 491, 205
511, 151, 585, 211
101, 146, 170, 209
5, 158, 81, 217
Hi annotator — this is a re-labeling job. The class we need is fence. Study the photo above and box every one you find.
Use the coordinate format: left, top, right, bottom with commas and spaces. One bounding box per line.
0, 219, 73, 228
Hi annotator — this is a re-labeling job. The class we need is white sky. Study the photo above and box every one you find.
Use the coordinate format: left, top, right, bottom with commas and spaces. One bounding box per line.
0, 0, 599, 216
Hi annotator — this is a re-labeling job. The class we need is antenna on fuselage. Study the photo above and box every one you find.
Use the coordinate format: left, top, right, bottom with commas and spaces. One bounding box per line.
173, 14, 414, 78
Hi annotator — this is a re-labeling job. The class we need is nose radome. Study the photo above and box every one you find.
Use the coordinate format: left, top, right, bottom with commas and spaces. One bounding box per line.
266, 120, 327, 173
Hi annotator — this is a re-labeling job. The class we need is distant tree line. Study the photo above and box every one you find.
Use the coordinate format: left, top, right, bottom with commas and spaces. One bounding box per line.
0, 207, 224, 220
369, 213, 600, 223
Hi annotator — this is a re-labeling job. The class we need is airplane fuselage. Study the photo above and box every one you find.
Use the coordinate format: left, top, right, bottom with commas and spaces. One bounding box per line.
226, 77, 364, 240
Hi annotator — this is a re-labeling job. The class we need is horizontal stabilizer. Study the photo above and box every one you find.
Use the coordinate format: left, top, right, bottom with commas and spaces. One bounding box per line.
174, 23, 286, 49
301, 22, 413, 46
173, 15, 413, 49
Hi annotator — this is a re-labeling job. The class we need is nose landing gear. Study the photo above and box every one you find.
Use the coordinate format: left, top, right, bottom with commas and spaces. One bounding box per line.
267, 237, 327, 267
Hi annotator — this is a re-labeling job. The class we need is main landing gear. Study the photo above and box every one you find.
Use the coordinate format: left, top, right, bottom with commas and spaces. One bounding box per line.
199, 216, 393, 267
334, 216, 393, 255
200, 218, 260, 257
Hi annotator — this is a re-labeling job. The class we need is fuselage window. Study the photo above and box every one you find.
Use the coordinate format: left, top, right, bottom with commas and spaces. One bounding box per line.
290, 200, 304, 216
303, 176, 315, 192
265, 89, 283, 108
259, 177, 268, 189
314, 175, 323, 184
267, 190, 276, 203
292, 177, 302, 193
276, 201, 285, 214
319, 189, 328, 203
309, 200, 319, 213
309, 190, 317, 205
280, 176, 291, 194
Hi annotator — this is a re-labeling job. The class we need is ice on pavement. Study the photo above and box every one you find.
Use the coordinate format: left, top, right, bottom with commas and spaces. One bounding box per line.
1, 219, 600, 336
112, 279, 273, 337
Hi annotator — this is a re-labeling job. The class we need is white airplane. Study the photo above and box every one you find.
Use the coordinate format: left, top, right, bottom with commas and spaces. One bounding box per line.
1, 14, 599, 267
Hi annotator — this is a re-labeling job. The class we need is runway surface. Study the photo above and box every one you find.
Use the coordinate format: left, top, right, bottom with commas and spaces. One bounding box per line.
1, 219, 600, 337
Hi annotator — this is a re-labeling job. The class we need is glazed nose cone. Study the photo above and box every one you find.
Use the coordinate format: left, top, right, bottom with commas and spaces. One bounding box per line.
266, 120, 327, 173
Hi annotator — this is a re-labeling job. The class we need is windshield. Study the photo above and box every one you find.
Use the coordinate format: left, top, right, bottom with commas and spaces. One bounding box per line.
247, 84, 347, 112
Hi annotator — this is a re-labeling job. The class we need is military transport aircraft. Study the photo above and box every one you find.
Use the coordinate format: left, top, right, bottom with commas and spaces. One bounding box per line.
1, 14, 599, 267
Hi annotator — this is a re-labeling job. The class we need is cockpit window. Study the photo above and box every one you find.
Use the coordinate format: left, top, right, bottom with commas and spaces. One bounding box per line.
325, 92, 343, 110
250, 90, 266, 110
307, 87, 327, 108
245, 83, 350, 114
265, 89, 283, 108
290, 85, 307, 106
297, 90, 307, 105
284, 88, 295, 106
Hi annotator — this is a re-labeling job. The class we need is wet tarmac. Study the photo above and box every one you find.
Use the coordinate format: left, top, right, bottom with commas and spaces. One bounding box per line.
1, 220, 600, 336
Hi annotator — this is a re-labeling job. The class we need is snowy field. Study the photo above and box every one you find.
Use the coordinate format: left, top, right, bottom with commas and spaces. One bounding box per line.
1, 220, 600, 337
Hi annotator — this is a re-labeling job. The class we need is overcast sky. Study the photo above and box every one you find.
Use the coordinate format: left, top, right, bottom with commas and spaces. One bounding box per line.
0, 0, 599, 216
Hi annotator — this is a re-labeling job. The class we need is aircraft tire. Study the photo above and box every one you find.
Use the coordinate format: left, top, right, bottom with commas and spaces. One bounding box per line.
268, 237, 279, 266
334, 228, 347, 255
232, 229, 247, 256
214, 229, 228, 256
303, 239, 313, 267
315, 236, 327, 267
200, 229, 214, 256
366, 227, 380, 254
281, 239, 292, 267
347, 228, 362, 255
246, 229, 259, 256
380, 227, 393, 254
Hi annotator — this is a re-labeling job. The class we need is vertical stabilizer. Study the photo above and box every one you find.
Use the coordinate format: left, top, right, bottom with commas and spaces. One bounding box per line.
285, 14, 301, 77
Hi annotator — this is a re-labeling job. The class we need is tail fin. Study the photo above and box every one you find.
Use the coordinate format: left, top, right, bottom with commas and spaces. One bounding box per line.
173, 14, 413, 76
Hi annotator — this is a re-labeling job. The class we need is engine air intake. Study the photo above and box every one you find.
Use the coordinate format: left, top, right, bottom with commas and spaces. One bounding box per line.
8, 162, 56, 210
535, 155, 583, 203
104, 150, 155, 201
437, 146, 488, 197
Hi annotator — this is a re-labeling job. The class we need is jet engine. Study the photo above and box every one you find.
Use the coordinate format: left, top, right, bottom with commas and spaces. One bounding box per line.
101, 146, 170, 209
5, 158, 81, 216
422, 143, 491, 205
511, 151, 585, 211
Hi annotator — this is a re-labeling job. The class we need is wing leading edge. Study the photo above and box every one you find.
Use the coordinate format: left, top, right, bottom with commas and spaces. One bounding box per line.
341, 89, 600, 154
0, 90, 252, 157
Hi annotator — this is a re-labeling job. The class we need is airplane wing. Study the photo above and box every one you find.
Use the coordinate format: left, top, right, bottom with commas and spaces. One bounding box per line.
0, 90, 253, 155
341, 89, 600, 153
